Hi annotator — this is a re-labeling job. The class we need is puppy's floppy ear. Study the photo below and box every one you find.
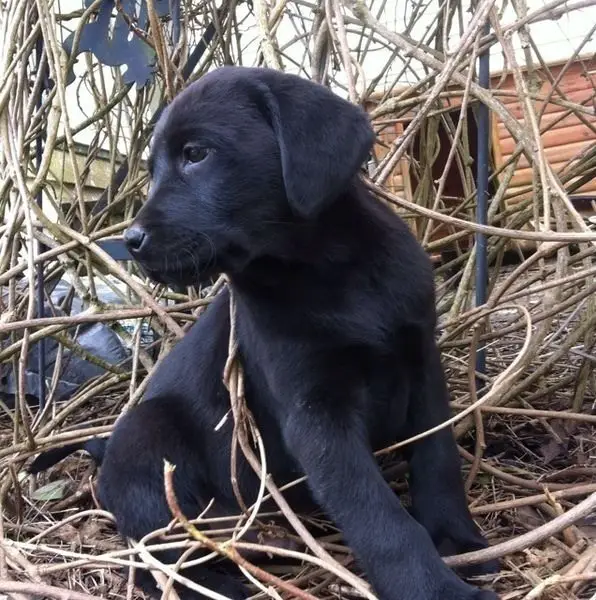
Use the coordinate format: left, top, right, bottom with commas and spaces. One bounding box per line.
256, 70, 375, 218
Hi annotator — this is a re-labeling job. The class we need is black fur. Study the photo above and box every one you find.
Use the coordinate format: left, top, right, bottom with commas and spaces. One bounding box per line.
29, 436, 107, 473
32, 67, 499, 599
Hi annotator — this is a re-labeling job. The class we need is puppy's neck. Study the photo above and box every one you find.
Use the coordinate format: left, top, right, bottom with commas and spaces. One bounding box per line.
227, 182, 392, 299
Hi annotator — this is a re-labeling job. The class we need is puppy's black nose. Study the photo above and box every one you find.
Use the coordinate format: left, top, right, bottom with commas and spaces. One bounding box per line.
123, 225, 148, 254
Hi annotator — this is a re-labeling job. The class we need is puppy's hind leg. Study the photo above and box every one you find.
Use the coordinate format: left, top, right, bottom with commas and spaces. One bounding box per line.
97, 406, 249, 600
404, 340, 500, 579
105, 475, 249, 600
133, 554, 248, 600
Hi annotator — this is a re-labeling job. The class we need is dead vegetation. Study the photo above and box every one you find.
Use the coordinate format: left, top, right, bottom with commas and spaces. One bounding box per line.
2, 0, 596, 597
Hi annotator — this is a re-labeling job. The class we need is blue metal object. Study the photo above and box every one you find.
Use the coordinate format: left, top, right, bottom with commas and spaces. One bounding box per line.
62, 0, 176, 88
475, 19, 491, 386
97, 238, 132, 261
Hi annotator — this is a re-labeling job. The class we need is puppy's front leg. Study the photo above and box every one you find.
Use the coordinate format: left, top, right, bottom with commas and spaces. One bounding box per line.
282, 404, 496, 600
405, 341, 500, 578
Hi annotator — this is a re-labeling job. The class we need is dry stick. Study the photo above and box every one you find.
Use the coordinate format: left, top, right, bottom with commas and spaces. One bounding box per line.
373, 0, 496, 185
421, 29, 481, 246
330, 0, 357, 103
458, 447, 572, 493
28, 509, 115, 543
162, 544, 198, 600
445, 491, 596, 568
33, 513, 294, 576
121, 280, 229, 414
345, 0, 534, 157
52, 223, 185, 339
362, 0, 596, 239
367, 181, 596, 242
0, 425, 112, 461
0, 499, 7, 583
0, 220, 130, 285
222, 293, 256, 519
0, 544, 44, 600
371, 86, 595, 123
469, 484, 596, 516
8, 537, 188, 573
148, 570, 182, 600
2, 180, 182, 340
497, 263, 596, 307
454, 405, 596, 424
441, 278, 596, 351
0, 581, 102, 600
254, 0, 283, 69
376, 304, 532, 456
27, 539, 196, 574
544, 489, 579, 550
0, 297, 210, 334
4, 97, 38, 451
524, 571, 596, 600
567, 546, 596, 595
133, 537, 224, 600
163, 461, 318, 600
489, 8, 551, 232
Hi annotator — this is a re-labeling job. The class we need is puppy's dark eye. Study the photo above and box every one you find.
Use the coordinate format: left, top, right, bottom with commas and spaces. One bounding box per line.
183, 145, 209, 164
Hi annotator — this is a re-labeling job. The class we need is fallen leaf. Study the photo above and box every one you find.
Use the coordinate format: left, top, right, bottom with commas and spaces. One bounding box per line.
32, 479, 69, 501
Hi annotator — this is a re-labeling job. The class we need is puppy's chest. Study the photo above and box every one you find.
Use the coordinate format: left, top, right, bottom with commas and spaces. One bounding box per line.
238, 328, 409, 421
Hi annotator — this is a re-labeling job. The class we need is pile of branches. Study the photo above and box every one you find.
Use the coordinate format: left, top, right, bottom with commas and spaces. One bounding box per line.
2, 0, 596, 597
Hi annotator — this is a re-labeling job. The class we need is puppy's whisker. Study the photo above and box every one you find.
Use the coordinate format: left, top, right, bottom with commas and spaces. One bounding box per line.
198, 232, 217, 265
182, 247, 201, 281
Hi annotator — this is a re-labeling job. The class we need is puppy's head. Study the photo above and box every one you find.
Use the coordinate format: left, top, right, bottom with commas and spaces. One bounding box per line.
124, 66, 375, 285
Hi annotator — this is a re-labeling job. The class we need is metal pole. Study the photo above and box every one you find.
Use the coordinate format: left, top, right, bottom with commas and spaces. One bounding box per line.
475, 19, 491, 386
35, 33, 47, 409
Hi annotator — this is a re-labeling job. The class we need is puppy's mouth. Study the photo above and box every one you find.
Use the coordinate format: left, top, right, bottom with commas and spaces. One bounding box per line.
136, 254, 217, 287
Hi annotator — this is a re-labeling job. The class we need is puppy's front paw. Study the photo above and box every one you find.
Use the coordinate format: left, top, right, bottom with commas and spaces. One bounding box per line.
426, 567, 499, 600
459, 556, 500, 579
473, 591, 499, 600
440, 581, 499, 600
433, 527, 500, 579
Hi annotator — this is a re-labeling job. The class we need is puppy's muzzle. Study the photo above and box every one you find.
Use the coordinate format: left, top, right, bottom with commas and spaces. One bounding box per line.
123, 225, 149, 257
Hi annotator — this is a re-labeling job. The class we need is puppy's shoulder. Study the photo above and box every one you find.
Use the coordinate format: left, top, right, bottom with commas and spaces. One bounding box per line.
144, 286, 231, 400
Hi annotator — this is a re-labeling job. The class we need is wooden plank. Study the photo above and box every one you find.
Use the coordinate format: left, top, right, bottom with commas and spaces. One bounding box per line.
505, 164, 596, 192
396, 121, 415, 204
491, 62, 596, 96
545, 74, 596, 95
386, 174, 405, 193
491, 112, 505, 171
507, 161, 577, 186
504, 173, 596, 202
500, 124, 594, 155
493, 90, 594, 118
494, 107, 596, 133
515, 140, 594, 169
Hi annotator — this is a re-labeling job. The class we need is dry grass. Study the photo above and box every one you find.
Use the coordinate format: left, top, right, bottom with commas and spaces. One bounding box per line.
3, 263, 596, 599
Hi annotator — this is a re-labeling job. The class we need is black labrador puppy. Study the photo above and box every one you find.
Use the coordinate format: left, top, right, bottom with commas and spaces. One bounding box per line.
31, 67, 499, 599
